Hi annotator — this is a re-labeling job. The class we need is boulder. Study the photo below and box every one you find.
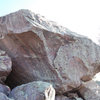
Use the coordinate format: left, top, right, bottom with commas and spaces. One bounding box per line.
79, 81, 100, 100
9, 81, 55, 100
0, 9, 100, 93
0, 50, 12, 83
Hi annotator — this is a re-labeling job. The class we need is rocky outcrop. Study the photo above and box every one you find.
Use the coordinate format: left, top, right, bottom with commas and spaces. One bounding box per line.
0, 10, 100, 94
0, 50, 12, 84
9, 81, 55, 100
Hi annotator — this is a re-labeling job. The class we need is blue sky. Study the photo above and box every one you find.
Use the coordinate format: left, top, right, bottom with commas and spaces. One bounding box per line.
0, 0, 100, 43
0, 0, 38, 16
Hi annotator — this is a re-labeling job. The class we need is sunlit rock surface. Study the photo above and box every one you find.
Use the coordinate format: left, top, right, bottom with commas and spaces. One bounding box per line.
0, 9, 100, 94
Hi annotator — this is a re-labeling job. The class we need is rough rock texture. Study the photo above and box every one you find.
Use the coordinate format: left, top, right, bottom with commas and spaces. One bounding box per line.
9, 81, 55, 100
55, 95, 83, 100
55, 95, 72, 100
0, 84, 12, 100
79, 81, 100, 100
0, 84, 10, 96
0, 9, 100, 93
0, 50, 12, 84
0, 93, 13, 100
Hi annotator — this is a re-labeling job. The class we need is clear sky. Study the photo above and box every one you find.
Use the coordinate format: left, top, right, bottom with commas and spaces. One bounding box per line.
0, 0, 100, 43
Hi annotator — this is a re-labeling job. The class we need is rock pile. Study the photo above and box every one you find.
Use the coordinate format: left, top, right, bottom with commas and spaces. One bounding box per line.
0, 9, 100, 100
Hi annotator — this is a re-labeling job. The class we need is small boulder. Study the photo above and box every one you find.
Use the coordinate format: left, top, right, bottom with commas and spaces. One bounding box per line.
9, 81, 55, 100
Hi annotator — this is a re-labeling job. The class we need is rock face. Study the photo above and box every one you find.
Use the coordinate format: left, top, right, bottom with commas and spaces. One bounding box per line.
9, 81, 55, 100
79, 81, 100, 100
0, 9, 100, 93
0, 50, 12, 84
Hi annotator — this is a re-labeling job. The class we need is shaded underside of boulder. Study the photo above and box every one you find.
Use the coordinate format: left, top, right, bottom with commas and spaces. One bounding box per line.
0, 9, 100, 94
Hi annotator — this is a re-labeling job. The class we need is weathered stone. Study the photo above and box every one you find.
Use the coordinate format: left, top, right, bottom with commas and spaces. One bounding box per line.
9, 81, 55, 100
79, 80, 100, 100
0, 92, 14, 100
0, 84, 12, 100
0, 50, 12, 84
0, 9, 100, 93
55, 95, 73, 100
0, 84, 10, 96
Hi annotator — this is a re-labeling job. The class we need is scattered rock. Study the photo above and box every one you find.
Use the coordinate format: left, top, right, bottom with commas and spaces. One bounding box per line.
0, 10, 100, 94
0, 50, 12, 84
79, 80, 100, 100
9, 81, 55, 100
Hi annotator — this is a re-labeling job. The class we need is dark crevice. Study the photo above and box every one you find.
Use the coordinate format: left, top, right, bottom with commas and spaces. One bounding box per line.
63, 88, 85, 100
76, 91, 85, 100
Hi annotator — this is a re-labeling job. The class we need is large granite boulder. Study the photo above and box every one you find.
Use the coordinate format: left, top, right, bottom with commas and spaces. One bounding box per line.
0, 9, 100, 93
0, 50, 12, 84
9, 81, 55, 100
